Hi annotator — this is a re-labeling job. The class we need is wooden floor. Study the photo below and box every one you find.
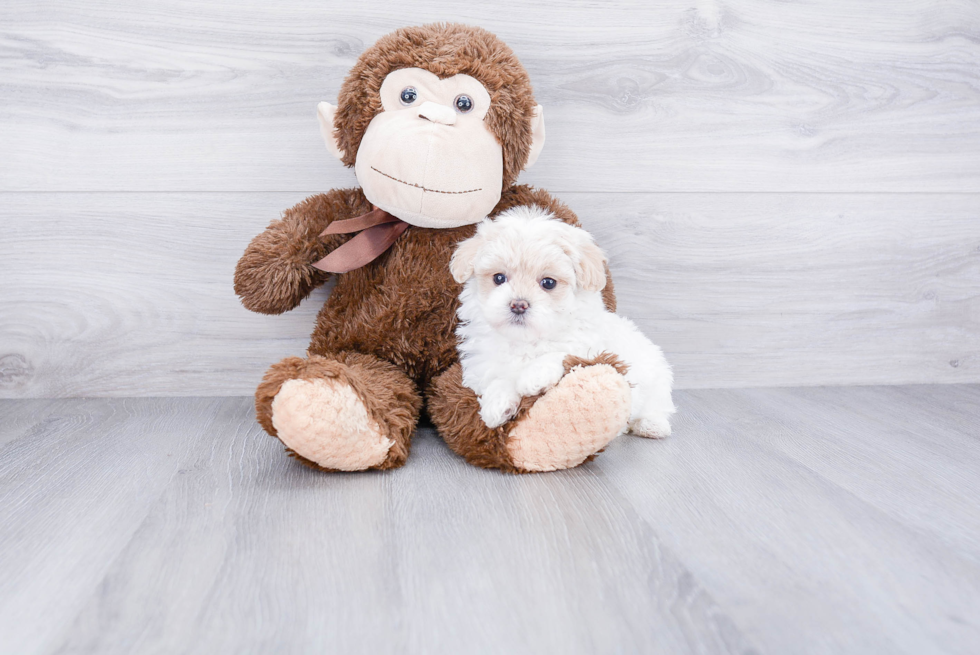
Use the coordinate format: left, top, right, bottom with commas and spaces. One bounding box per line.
1, 385, 978, 654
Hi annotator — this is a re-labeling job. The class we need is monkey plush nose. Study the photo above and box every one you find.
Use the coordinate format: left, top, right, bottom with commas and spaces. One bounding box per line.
417, 101, 457, 126
510, 299, 529, 315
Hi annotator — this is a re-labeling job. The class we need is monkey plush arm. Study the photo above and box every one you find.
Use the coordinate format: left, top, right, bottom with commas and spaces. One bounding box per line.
234, 189, 365, 315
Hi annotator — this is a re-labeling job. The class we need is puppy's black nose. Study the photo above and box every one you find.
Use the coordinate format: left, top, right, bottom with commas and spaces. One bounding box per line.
510, 299, 529, 315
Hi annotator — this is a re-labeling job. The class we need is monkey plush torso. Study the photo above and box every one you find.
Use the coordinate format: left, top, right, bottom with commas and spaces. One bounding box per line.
235, 24, 632, 473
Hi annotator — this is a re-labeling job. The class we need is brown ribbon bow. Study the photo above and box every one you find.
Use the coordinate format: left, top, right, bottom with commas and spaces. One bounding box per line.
313, 207, 409, 274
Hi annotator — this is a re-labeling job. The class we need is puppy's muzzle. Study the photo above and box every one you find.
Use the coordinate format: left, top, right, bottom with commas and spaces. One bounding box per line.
510, 299, 529, 315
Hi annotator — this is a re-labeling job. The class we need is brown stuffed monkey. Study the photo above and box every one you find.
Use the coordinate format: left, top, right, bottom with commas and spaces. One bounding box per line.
234, 24, 632, 473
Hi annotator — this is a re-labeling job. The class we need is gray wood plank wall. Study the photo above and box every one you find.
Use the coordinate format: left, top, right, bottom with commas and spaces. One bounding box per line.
2, 1, 979, 397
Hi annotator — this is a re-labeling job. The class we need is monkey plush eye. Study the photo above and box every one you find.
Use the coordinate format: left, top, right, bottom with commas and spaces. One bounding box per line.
492, 273, 506, 285
540, 277, 557, 290
400, 87, 418, 105
454, 94, 474, 113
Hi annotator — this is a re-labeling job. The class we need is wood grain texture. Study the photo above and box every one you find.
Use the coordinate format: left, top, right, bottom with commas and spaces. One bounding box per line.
2, 1, 979, 193
0, 396, 755, 655
3, 5, 977, 654
0, 397, 228, 655
584, 193, 980, 388
1, 386, 978, 654
594, 385, 980, 654
1, 192, 977, 397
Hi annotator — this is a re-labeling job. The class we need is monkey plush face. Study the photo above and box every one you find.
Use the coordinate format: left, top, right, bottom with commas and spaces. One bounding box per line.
356, 67, 503, 228
316, 24, 546, 229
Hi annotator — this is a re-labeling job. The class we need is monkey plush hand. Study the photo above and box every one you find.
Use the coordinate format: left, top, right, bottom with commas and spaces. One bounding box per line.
234, 24, 632, 473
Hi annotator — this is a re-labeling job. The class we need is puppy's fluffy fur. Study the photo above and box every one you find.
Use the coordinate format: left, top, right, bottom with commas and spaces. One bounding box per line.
451, 206, 675, 437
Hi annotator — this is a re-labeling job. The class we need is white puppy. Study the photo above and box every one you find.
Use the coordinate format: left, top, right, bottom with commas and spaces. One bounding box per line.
450, 205, 675, 438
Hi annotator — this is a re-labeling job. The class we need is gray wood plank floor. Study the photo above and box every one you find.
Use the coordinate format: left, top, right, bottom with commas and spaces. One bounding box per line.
2, 386, 978, 655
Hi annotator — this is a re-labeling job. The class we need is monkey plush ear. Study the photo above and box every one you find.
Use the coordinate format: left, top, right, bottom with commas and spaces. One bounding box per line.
317, 102, 345, 161
524, 105, 546, 169
450, 235, 484, 283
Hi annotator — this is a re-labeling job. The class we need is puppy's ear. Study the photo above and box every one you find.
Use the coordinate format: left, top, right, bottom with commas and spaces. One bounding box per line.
450, 234, 483, 283
558, 229, 607, 292
574, 238, 608, 291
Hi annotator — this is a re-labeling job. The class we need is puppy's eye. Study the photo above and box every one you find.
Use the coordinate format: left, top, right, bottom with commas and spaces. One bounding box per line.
492, 273, 506, 285
540, 277, 557, 290
400, 87, 418, 105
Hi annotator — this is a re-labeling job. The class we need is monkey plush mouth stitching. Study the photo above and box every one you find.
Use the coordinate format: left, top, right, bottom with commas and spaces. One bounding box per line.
371, 166, 482, 195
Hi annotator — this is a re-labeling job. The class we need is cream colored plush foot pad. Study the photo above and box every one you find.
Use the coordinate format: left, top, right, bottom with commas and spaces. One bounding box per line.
271, 378, 393, 471
507, 364, 631, 472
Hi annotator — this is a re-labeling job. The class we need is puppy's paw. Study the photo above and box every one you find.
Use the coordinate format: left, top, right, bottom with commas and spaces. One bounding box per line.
515, 356, 567, 397
479, 385, 522, 428
629, 414, 672, 439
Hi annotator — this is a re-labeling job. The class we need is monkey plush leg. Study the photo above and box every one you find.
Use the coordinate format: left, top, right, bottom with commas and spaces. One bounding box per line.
426, 354, 631, 473
255, 353, 421, 471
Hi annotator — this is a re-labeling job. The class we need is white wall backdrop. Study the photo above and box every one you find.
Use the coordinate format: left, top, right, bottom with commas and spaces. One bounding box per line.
1, 0, 978, 397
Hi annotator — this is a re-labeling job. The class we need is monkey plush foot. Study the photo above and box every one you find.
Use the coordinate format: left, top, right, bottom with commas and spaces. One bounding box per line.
255, 354, 421, 472
271, 378, 393, 471
427, 359, 631, 473
506, 363, 631, 472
